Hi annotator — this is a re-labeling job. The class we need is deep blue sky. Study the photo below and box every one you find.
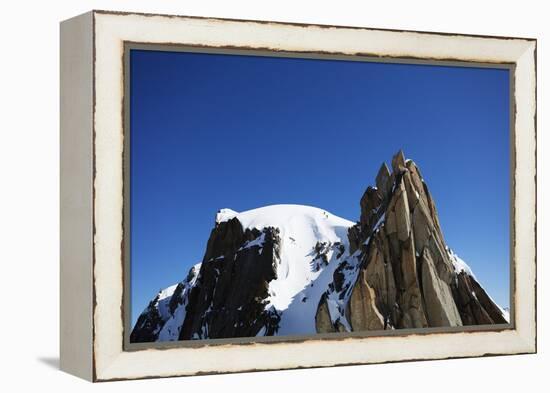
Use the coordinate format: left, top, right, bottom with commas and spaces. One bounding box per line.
130, 49, 510, 324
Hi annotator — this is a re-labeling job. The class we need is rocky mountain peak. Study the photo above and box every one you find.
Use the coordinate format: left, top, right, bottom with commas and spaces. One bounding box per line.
317, 150, 507, 332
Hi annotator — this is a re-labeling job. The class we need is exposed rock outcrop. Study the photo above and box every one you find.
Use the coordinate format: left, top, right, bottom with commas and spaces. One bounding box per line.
316, 150, 506, 333
179, 218, 281, 339
452, 271, 508, 325
315, 293, 337, 333
347, 268, 386, 331
421, 248, 462, 327
129, 293, 166, 343
130, 264, 201, 342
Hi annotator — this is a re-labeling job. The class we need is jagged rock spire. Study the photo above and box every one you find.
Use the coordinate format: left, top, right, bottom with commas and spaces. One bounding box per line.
391, 149, 407, 174
341, 151, 464, 330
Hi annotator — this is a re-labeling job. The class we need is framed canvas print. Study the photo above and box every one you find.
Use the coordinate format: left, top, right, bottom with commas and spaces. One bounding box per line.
60, 10, 537, 381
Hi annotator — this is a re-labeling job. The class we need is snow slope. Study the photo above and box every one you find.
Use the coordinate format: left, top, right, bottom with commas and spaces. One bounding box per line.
217, 204, 355, 335
448, 248, 476, 278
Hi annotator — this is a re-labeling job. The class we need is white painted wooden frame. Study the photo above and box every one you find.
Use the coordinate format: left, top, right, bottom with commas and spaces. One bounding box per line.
60, 10, 536, 382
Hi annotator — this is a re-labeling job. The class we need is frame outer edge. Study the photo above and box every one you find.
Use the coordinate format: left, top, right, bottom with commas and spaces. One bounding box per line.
514, 41, 537, 353
59, 11, 95, 382
91, 11, 538, 381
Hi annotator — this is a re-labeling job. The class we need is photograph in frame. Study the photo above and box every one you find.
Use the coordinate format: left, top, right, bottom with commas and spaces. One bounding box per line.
125, 46, 514, 346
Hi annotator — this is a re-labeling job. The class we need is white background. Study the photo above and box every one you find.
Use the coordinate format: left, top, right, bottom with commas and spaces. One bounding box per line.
0, 0, 545, 391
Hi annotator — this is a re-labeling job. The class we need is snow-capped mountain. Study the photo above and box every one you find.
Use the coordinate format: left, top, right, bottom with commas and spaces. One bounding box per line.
131, 151, 509, 343
215, 205, 355, 335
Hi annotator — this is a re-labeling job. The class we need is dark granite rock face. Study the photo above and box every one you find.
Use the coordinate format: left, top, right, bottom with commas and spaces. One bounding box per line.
315, 293, 336, 333
130, 294, 166, 343
130, 218, 282, 342
312, 241, 345, 272
452, 271, 508, 325
130, 264, 201, 343
179, 219, 281, 340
